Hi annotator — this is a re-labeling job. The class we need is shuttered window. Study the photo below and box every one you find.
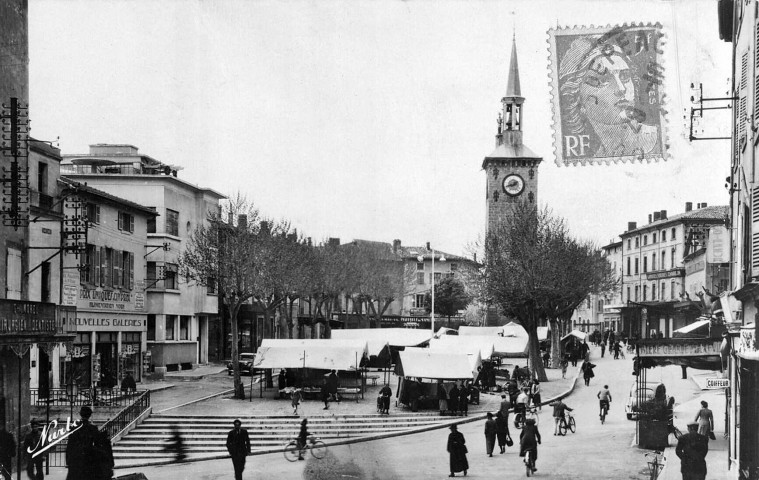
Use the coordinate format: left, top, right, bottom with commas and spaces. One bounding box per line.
751, 187, 759, 272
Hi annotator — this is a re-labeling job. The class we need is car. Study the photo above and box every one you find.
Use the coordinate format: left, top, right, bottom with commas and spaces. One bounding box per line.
625, 381, 669, 420
227, 353, 257, 376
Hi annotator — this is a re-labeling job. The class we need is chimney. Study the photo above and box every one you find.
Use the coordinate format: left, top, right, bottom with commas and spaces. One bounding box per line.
660, 210, 667, 220
227, 211, 234, 224
392, 239, 401, 254
653, 212, 661, 222
307, 237, 312, 246
328, 237, 340, 247
627, 222, 637, 231
701, 202, 707, 208
238, 214, 248, 230
648, 214, 653, 224
685, 202, 693, 212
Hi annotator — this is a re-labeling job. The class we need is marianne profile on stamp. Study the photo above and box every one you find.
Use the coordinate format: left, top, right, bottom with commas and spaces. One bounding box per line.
559, 38, 660, 159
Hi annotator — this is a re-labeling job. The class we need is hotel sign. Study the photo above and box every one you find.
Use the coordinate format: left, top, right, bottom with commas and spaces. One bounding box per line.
646, 268, 685, 281
637, 339, 722, 357
0, 300, 58, 335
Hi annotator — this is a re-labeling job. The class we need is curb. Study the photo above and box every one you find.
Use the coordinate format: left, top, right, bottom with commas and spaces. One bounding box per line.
154, 388, 235, 414
115, 364, 585, 470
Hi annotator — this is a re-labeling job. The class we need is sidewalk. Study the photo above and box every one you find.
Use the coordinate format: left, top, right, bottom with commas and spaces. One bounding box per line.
162, 363, 227, 381
659, 370, 731, 480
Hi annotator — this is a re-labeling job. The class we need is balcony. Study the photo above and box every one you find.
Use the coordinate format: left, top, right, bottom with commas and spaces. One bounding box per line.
61, 164, 175, 176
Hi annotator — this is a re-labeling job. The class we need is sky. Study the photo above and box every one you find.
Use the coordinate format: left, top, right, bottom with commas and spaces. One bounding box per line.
28, 0, 733, 257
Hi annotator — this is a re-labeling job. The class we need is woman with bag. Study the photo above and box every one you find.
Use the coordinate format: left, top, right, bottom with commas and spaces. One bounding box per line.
495, 410, 511, 454
695, 400, 715, 440
446, 424, 468, 477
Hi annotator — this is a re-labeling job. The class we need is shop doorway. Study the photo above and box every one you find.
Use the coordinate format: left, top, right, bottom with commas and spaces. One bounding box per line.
96, 332, 118, 389
120, 332, 142, 383
38, 348, 50, 398
70, 332, 92, 389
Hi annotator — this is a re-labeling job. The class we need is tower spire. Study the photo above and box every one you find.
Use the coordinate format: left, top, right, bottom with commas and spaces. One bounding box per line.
506, 35, 522, 98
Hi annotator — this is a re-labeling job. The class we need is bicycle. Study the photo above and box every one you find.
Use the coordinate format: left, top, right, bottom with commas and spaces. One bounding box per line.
557, 411, 576, 435
514, 406, 540, 429
283, 435, 327, 462
524, 448, 536, 477
600, 400, 609, 424
645, 450, 665, 480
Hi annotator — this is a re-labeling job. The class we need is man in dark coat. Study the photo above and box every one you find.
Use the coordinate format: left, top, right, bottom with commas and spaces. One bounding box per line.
120, 372, 136, 393
582, 361, 596, 386
519, 418, 541, 473
327, 370, 340, 402
448, 384, 459, 415
23, 419, 44, 480
484, 412, 497, 457
0, 423, 15, 480
446, 424, 468, 477
379, 383, 392, 415
66, 406, 99, 480
226, 419, 250, 480
495, 410, 510, 454
458, 384, 469, 416
676, 422, 708, 480
93, 430, 114, 480
321, 379, 330, 410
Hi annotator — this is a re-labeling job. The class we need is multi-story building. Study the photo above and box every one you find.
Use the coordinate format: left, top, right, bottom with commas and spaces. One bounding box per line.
618, 203, 728, 339
57, 177, 156, 388
61, 144, 225, 375
600, 240, 624, 332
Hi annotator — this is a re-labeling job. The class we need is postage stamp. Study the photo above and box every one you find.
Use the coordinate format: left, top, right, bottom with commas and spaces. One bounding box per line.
547, 24, 667, 166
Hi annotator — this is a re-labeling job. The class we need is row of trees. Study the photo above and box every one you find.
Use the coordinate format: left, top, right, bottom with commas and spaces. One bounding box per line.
180, 195, 417, 398
479, 202, 616, 382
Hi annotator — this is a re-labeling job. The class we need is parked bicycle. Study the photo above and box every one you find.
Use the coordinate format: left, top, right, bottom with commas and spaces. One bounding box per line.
557, 411, 576, 435
645, 450, 665, 480
283, 435, 327, 462
514, 406, 540, 430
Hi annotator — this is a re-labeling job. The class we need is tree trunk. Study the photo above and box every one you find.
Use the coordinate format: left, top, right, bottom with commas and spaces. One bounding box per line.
549, 318, 562, 369
525, 313, 547, 382
230, 302, 244, 399
324, 297, 334, 338
285, 297, 296, 339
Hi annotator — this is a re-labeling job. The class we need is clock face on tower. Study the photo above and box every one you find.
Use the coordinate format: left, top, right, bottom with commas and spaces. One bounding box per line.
502, 174, 525, 196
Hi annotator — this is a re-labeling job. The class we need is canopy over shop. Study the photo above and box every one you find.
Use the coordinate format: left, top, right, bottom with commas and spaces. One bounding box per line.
330, 328, 430, 366
672, 318, 712, 338
394, 348, 477, 410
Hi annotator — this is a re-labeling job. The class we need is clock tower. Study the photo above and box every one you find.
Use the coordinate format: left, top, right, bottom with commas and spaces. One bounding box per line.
483, 37, 542, 235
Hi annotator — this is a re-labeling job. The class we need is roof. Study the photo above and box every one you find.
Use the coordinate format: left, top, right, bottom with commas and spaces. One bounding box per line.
428, 336, 495, 360
331, 328, 431, 348
482, 143, 542, 166
621, 206, 729, 237
259, 338, 369, 357
502, 321, 529, 338
59, 177, 159, 216
399, 245, 472, 263
458, 326, 503, 336
65, 171, 226, 200
601, 240, 623, 250
396, 348, 476, 380
253, 344, 366, 370
561, 330, 587, 342
505, 37, 522, 98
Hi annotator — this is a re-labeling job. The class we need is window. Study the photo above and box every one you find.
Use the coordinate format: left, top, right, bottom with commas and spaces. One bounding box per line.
164, 263, 178, 289
147, 314, 156, 341
652, 233, 657, 243
38, 162, 48, 194
643, 285, 647, 301
41, 262, 51, 303
431, 272, 442, 284
662, 230, 666, 242
165, 315, 176, 340
670, 280, 676, 300
118, 212, 134, 233
635, 286, 639, 301
180, 316, 190, 340
643, 256, 648, 273
416, 262, 424, 271
166, 209, 179, 236
671, 247, 677, 266
643, 235, 648, 246
661, 250, 666, 270
416, 272, 425, 284
81, 244, 96, 283
415, 294, 425, 308
661, 282, 666, 300
102, 247, 111, 287
147, 207, 156, 233
634, 258, 639, 274
671, 228, 676, 239
627, 287, 631, 302
207, 277, 217, 294
147, 262, 157, 286
111, 249, 122, 288
86, 203, 100, 224
627, 239, 631, 250
122, 251, 134, 289
652, 253, 656, 271
627, 257, 631, 275
635, 237, 639, 248
450, 263, 458, 272
652, 283, 656, 300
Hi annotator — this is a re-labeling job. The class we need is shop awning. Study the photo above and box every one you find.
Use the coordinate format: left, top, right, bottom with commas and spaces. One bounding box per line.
672, 318, 711, 338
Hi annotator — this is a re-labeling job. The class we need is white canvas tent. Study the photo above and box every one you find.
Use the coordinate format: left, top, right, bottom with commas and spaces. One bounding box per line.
560, 330, 587, 342
537, 326, 550, 342
331, 328, 430, 350
254, 343, 366, 371
428, 336, 495, 361
458, 326, 503, 336
259, 338, 369, 357
397, 348, 476, 380
502, 321, 529, 338
434, 326, 458, 338
492, 335, 529, 357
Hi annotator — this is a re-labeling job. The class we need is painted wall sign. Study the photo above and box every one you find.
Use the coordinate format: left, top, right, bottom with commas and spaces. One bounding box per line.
74, 313, 147, 332
0, 300, 58, 335
637, 339, 721, 357
707, 226, 729, 264
646, 268, 685, 281
61, 271, 79, 307
78, 287, 144, 312
28, 417, 83, 458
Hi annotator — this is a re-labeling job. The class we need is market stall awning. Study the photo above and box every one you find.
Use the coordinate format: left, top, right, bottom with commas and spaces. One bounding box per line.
459, 326, 503, 336
561, 330, 587, 342
428, 336, 495, 361
253, 345, 365, 371
259, 338, 369, 358
502, 321, 529, 338
396, 348, 476, 380
331, 328, 430, 349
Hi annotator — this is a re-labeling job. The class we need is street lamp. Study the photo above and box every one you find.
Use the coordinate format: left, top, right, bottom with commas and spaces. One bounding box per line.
419, 245, 445, 336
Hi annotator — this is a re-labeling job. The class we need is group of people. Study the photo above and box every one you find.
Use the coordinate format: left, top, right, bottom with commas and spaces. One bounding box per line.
437, 381, 475, 416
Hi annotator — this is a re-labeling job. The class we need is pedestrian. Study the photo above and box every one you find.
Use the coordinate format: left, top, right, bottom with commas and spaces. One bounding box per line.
321, 379, 330, 410
0, 423, 14, 480
408, 380, 420, 412
495, 410, 511, 454
379, 383, 392, 415
542, 350, 550, 368
515, 388, 529, 426
600, 342, 606, 358
278, 368, 287, 391
327, 370, 340, 402
93, 430, 114, 480
66, 406, 99, 480
225, 419, 250, 480
448, 383, 459, 415
458, 382, 469, 416
291, 388, 303, 415
519, 418, 542, 474
560, 356, 568, 379
467, 380, 480, 405
296, 418, 310, 461
551, 399, 573, 436
694, 401, 714, 440
165, 424, 186, 462
580, 341, 590, 361
437, 381, 448, 415
499, 394, 511, 419
120, 372, 136, 393
676, 422, 708, 480
530, 379, 542, 410
484, 412, 497, 457
446, 424, 468, 477
613, 341, 621, 359
23, 419, 44, 480
582, 360, 596, 386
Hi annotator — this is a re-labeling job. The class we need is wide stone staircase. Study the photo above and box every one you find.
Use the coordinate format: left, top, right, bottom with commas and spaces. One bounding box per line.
113, 412, 454, 467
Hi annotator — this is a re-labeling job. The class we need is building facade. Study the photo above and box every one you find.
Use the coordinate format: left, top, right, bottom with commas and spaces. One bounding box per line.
61, 144, 224, 374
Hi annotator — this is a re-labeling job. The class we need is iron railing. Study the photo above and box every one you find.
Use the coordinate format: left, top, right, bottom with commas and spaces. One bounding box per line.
30, 387, 146, 408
